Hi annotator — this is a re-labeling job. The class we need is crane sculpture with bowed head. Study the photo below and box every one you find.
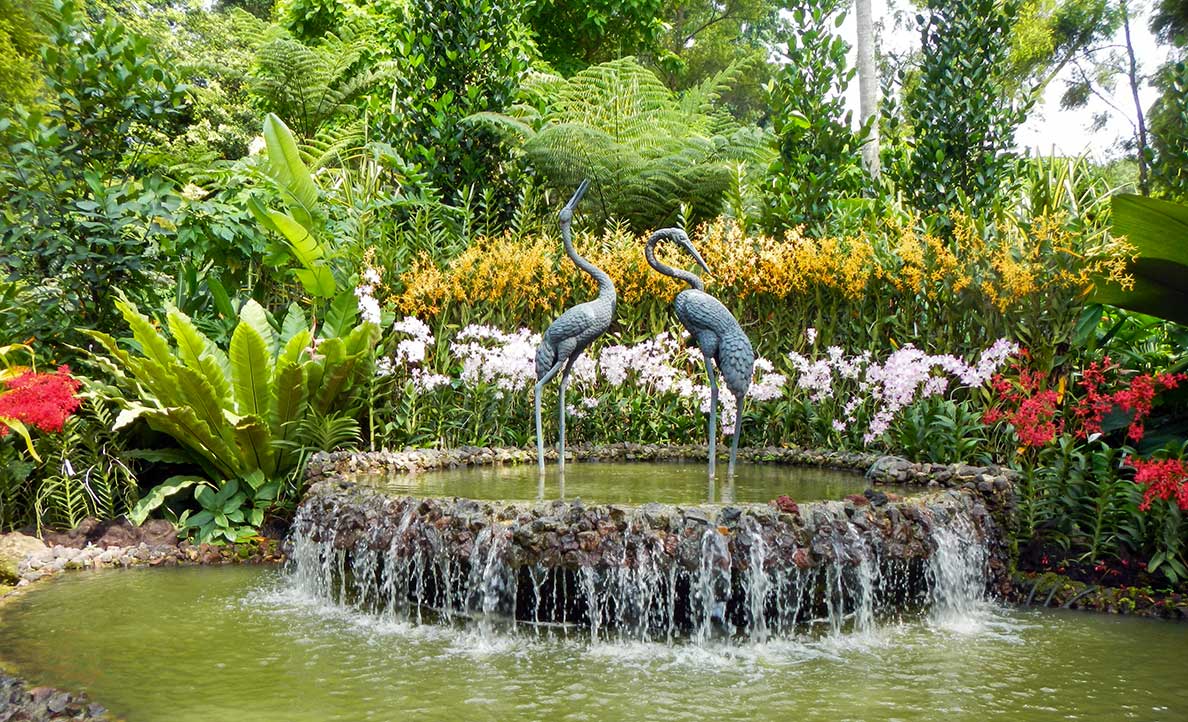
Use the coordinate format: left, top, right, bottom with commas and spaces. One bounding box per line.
644, 228, 754, 477
534, 180, 616, 475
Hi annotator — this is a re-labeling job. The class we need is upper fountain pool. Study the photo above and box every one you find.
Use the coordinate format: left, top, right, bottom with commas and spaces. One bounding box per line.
348, 461, 884, 504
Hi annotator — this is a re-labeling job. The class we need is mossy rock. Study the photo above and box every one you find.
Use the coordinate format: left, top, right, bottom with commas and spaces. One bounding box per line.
0, 557, 19, 586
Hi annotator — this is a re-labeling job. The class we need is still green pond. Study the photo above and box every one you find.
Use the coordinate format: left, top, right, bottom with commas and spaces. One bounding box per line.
360, 461, 878, 504
1, 566, 1186, 721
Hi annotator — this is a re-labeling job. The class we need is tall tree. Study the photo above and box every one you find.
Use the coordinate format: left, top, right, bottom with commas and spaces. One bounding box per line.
764, 0, 871, 233
893, 0, 1030, 219
1121, 0, 1151, 194
652, 0, 788, 120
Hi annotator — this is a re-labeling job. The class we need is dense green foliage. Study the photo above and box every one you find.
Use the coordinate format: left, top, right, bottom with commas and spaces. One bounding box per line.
0, 0, 189, 344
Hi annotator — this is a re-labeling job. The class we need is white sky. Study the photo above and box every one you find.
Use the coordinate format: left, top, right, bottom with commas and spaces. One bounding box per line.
836, 0, 1171, 160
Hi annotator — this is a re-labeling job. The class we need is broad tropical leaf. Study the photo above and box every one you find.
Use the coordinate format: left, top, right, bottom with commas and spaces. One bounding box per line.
127, 477, 201, 526
231, 415, 277, 477
115, 297, 176, 372
1095, 194, 1188, 326
239, 299, 279, 359
263, 113, 319, 226
229, 322, 274, 420
166, 308, 232, 405
142, 407, 243, 479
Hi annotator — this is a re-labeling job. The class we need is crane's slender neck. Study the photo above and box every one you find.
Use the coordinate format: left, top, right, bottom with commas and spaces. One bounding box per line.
563, 224, 615, 302
645, 231, 704, 291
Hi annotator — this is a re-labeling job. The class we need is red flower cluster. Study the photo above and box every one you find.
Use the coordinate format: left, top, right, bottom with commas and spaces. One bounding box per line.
983, 352, 1063, 448
1073, 357, 1185, 443
1130, 456, 1188, 512
0, 366, 82, 436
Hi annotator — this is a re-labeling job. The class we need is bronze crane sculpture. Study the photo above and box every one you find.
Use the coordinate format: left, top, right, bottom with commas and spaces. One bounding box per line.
645, 228, 753, 477
534, 180, 616, 475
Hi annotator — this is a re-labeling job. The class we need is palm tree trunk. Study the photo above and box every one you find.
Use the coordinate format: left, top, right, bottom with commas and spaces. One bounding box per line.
855, 0, 880, 179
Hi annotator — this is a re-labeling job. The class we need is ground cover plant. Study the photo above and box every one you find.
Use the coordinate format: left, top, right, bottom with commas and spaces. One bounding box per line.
0, 0, 1185, 602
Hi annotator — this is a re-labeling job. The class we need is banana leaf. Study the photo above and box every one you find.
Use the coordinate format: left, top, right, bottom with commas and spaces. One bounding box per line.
1095, 194, 1188, 326
263, 113, 319, 228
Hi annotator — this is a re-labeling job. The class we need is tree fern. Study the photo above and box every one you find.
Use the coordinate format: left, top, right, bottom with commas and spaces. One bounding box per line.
252, 32, 385, 139
467, 56, 773, 229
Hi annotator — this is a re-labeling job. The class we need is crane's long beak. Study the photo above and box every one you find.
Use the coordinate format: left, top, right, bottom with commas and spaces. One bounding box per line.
685, 242, 711, 275
564, 179, 590, 213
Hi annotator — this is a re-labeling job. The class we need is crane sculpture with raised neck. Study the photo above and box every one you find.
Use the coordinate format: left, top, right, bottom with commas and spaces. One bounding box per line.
645, 228, 754, 477
534, 180, 616, 475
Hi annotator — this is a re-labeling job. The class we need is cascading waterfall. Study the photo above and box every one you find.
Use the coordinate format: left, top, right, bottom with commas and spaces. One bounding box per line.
286, 486, 999, 644
928, 511, 989, 625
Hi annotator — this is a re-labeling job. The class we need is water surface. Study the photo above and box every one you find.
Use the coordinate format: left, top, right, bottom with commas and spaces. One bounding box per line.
358, 461, 882, 504
2, 566, 1186, 721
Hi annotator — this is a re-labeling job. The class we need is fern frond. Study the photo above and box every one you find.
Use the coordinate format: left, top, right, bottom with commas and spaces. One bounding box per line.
251, 33, 380, 139
461, 111, 537, 142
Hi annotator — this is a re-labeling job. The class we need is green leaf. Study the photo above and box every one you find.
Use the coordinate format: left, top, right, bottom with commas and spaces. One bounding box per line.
266, 211, 323, 262
272, 361, 308, 447
142, 407, 243, 479
256, 482, 280, 503
279, 303, 309, 347
341, 320, 381, 357
242, 469, 267, 491
187, 509, 215, 528
278, 331, 311, 369
172, 365, 235, 443
0, 418, 40, 461
293, 266, 337, 298
230, 320, 274, 420
239, 299, 279, 358
232, 415, 276, 476
266, 211, 336, 298
207, 276, 236, 321
215, 477, 240, 506
323, 292, 358, 339
115, 296, 176, 373
167, 307, 232, 406
127, 476, 201, 525
124, 448, 194, 464
1095, 194, 1188, 325
263, 113, 319, 226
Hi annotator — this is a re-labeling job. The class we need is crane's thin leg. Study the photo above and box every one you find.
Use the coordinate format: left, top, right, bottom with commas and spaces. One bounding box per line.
557, 356, 577, 475
728, 393, 744, 476
535, 361, 564, 475
702, 352, 717, 479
